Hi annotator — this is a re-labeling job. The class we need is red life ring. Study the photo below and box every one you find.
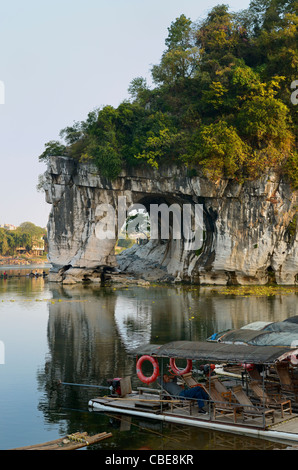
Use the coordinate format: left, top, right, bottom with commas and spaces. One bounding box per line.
291, 353, 298, 365
242, 363, 254, 371
136, 355, 160, 384
169, 358, 192, 376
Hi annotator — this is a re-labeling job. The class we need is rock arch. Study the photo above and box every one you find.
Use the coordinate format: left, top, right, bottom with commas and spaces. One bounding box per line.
43, 156, 298, 285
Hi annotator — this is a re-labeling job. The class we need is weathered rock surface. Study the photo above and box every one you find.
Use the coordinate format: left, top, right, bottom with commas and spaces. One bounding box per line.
43, 156, 298, 285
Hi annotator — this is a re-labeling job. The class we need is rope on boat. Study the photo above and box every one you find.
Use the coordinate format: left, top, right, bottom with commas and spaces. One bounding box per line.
58, 380, 113, 391
67, 433, 89, 445
102, 395, 182, 403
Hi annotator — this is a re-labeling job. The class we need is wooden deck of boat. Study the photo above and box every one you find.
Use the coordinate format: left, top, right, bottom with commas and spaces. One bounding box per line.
92, 394, 167, 412
270, 416, 298, 434
90, 393, 298, 432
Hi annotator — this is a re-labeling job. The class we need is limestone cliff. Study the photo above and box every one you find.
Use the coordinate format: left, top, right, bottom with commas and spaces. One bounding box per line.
43, 156, 298, 285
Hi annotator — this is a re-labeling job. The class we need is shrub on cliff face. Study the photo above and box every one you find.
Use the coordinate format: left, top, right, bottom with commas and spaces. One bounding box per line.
38, 140, 67, 161
39, 0, 297, 185
284, 151, 298, 189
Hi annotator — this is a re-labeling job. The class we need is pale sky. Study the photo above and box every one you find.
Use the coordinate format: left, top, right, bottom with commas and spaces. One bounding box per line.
0, 0, 251, 228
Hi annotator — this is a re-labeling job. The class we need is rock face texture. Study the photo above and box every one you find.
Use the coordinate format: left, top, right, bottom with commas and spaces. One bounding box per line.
43, 156, 298, 285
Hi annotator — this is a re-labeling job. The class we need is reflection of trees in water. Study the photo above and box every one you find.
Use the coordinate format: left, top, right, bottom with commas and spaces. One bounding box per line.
0, 272, 48, 297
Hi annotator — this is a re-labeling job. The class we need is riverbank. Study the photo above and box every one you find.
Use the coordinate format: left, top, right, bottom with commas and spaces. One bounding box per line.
0, 255, 48, 266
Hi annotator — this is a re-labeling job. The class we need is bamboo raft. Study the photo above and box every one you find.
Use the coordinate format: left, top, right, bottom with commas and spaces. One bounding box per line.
11, 431, 112, 450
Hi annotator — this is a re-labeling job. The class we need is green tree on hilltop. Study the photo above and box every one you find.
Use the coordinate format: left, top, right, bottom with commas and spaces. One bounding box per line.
38, 0, 298, 188
151, 14, 200, 85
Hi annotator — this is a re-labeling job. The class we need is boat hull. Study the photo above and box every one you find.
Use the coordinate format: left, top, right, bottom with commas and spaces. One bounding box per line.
88, 398, 298, 446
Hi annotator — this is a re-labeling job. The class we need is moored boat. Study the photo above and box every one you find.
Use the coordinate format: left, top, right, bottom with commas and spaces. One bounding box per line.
88, 341, 298, 446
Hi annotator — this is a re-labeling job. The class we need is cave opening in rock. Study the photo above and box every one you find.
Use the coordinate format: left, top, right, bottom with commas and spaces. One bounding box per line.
115, 194, 207, 282
266, 266, 277, 285
115, 205, 150, 255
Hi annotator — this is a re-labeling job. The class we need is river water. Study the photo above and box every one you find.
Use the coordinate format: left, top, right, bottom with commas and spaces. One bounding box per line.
0, 266, 297, 451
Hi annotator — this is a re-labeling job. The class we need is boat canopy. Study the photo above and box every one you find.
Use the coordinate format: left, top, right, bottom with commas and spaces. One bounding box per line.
282, 316, 298, 324
262, 321, 298, 334
131, 341, 298, 365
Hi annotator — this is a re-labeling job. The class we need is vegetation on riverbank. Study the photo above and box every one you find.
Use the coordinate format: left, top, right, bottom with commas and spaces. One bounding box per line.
39, 0, 297, 188
218, 285, 298, 296
0, 222, 47, 258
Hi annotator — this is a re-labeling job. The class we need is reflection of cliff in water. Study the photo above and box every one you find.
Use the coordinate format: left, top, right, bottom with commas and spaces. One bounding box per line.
114, 287, 204, 349
44, 285, 298, 384
46, 285, 134, 382
38, 284, 298, 426
114, 295, 152, 350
